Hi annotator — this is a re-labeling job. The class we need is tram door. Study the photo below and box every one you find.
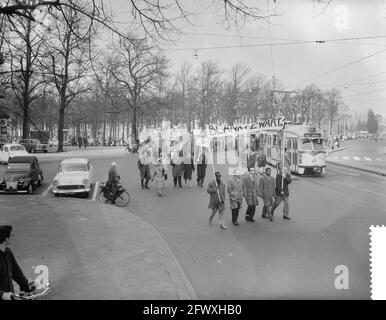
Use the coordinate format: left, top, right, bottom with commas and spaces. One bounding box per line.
249, 134, 259, 151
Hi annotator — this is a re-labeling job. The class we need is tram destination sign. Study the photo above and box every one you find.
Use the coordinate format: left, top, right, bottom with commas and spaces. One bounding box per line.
304, 133, 322, 138
207, 117, 286, 138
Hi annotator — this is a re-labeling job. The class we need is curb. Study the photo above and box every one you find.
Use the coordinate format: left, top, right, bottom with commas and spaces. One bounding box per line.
327, 160, 386, 177
129, 211, 198, 300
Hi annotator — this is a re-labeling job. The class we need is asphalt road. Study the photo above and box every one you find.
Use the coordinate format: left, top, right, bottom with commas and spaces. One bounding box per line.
1, 148, 385, 299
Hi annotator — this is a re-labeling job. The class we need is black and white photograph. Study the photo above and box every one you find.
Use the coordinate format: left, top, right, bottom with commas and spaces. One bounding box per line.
1, 0, 386, 303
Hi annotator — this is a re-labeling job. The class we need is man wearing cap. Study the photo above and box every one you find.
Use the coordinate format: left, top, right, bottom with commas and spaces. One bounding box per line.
0, 226, 35, 300
242, 167, 260, 222
259, 167, 276, 221
271, 167, 292, 220
227, 169, 243, 226
207, 172, 227, 230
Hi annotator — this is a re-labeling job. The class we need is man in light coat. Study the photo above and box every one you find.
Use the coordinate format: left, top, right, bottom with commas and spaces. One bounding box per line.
227, 169, 243, 226
259, 167, 276, 222
242, 167, 260, 223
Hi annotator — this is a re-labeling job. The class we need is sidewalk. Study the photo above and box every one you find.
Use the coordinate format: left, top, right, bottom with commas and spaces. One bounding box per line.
327, 146, 386, 177
0, 195, 197, 300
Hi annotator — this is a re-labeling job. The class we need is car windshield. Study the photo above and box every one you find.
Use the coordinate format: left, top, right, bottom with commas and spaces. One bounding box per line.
300, 139, 325, 151
10, 146, 25, 151
7, 163, 31, 171
60, 163, 88, 172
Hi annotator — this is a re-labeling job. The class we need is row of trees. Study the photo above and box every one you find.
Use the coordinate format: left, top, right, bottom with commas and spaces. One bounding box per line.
0, 0, 353, 151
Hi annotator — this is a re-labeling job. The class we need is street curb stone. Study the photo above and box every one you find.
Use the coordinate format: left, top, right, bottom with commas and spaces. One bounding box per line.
128, 211, 198, 300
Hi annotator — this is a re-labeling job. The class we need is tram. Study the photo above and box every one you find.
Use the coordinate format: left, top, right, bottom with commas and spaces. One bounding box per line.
253, 124, 327, 175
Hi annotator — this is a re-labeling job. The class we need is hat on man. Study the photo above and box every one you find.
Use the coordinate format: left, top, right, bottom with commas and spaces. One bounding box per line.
215, 172, 221, 177
0, 225, 12, 243
233, 168, 241, 176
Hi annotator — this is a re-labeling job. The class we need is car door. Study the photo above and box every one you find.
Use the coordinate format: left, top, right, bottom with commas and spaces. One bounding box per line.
0, 146, 4, 162
88, 160, 94, 184
2, 146, 9, 161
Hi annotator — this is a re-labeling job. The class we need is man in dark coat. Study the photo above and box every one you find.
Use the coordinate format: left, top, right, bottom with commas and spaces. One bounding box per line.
207, 172, 227, 230
0, 226, 34, 300
107, 162, 120, 203
77, 136, 82, 149
272, 168, 292, 220
138, 137, 152, 189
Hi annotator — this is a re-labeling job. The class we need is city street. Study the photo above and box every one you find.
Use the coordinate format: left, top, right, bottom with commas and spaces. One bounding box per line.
1, 142, 385, 299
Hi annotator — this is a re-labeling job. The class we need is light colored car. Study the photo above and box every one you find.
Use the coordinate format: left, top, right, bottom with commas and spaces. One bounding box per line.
48, 139, 58, 147
52, 158, 94, 197
0, 144, 29, 164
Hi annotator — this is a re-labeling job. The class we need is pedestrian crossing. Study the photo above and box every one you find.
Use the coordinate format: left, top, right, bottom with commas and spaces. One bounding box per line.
329, 155, 385, 162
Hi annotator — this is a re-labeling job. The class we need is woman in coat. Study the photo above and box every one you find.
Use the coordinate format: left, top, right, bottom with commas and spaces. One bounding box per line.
196, 147, 207, 187
227, 169, 243, 226
183, 153, 195, 188
170, 144, 184, 188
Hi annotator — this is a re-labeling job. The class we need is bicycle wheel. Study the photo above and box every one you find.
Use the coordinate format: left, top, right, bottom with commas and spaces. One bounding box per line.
99, 188, 108, 203
115, 190, 130, 207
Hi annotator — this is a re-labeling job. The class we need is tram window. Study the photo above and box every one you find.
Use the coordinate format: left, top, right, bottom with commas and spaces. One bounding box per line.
273, 135, 277, 146
300, 139, 313, 150
287, 139, 291, 149
293, 140, 297, 150
313, 139, 325, 150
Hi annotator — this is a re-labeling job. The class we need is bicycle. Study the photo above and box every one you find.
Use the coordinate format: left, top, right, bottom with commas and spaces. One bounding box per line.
99, 181, 131, 207
13, 283, 51, 300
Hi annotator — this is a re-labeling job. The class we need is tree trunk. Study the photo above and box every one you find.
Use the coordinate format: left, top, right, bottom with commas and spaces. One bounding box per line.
22, 107, 30, 139
57, 99, 65, 152
132, 108, 138, 141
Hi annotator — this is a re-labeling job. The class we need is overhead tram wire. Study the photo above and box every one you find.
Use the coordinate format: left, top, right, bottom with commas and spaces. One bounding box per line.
284, 47, 386, 90
162, 35, 386, 52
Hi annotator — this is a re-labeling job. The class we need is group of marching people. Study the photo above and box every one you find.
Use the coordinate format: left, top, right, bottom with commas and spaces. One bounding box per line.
207, 165, 292, 230
136, 135, 208, 197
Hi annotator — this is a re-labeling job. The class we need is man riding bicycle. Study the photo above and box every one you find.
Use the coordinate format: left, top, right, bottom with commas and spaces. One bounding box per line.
107, 162, 120, 204
0, 225, 35, 300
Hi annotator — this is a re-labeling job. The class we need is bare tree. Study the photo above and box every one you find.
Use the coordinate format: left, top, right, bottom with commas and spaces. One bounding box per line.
109, 38, 168, 141
42, 2, 95, 152
324, 88, 342, 134
196, 61, 221, 129
3, 14, 47, 138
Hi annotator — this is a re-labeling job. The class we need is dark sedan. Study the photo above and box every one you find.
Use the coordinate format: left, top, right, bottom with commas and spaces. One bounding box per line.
0, 156, 43, 194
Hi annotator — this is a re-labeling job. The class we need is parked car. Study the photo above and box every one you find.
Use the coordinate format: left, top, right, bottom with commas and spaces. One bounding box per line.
0, 144, 29, 164
48, 139, 58, 147
19, 139, 48, 153
0, 156, 43, 194
52, 158, 94, 198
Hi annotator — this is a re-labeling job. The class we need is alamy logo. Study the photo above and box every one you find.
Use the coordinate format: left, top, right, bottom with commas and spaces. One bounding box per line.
334, 265, 349, 290
334, 5, 349, 32
33, 265, 49, 290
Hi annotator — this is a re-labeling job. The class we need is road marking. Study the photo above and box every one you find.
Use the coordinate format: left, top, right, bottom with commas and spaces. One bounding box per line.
342, 156, 349, 160
339, 182, 386, 199
41, 184, 52, 197
364, 157, 373, 161
332, 156, 338, 160
375, 158, 383, 162
91, 181, 99, 201
353, 156, 361, 161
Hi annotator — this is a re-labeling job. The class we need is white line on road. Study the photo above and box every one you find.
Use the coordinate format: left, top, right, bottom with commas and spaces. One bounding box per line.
364, 157, 373, 161
41, 184, 52, 197
342, 156, 349, 160
353, 156, 361, 161
375, 158, 383, 162
92, 181, 99, 201
332, 156, 338, 160
339, 182, 386, 199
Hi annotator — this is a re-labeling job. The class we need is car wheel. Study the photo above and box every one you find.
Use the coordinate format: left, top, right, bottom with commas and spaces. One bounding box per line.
54, 193, 59, 197
30, 147, 36, 153
44, 150, 48, 153
27, 183, 33, 195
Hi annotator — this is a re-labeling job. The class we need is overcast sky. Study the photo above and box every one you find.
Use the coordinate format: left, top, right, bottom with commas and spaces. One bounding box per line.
108, 0, 386, 119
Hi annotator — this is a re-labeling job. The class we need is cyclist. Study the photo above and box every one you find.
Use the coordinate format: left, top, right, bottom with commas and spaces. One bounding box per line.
0, 225, 35, 300
107, 162, 120, 204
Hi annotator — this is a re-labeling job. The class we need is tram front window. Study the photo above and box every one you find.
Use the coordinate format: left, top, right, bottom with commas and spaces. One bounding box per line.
300, 138, 325, 150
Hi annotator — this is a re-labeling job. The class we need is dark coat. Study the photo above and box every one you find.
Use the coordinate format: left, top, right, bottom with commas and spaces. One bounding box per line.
275, 173, 291, 197
183, 158, 195, 180
196, 153, 207, 178
242, 174, 260, 206
0, 248, 29, 297
137, 159, 151, 179
259, 175, 275, 206
207, 179, 226, 210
